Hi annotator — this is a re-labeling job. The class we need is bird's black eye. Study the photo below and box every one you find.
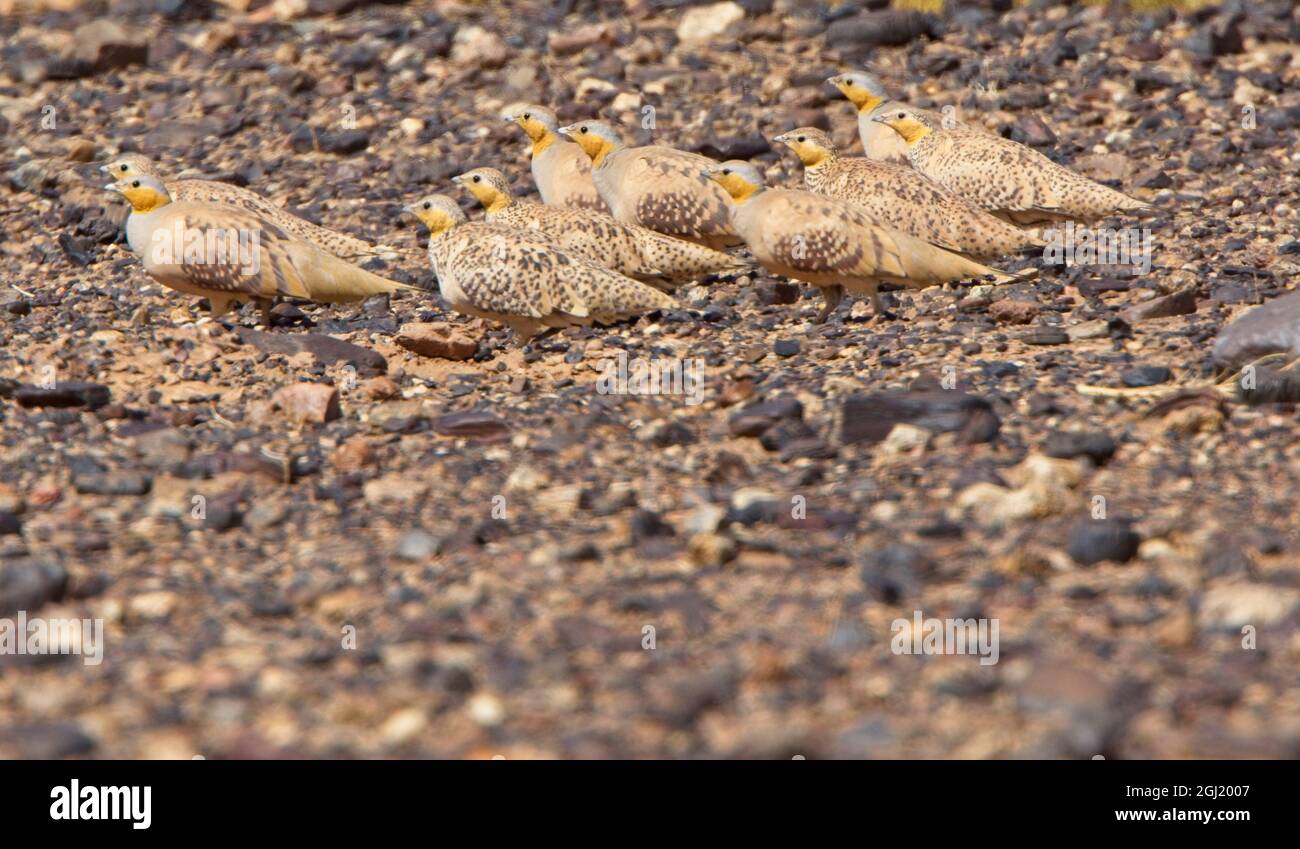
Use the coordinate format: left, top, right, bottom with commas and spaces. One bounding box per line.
523, 113, 531, 120
119, 164, 128, 172
423, 202, 431, 210
131, 180, 140, 188
580, 126, 588, 134
722, 169, 731, 176
797, 136, 806, 143
472, 175, 481, 183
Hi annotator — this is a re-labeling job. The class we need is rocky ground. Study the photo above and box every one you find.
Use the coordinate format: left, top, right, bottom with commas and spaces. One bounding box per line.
1, 0, 1299, 759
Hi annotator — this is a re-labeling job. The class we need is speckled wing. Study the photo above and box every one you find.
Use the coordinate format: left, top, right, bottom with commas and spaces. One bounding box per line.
167, 179, 393, 260
737, 190, 1004, 288
533, 142, 609, 212
139, 203, 413, 304
911, 130, 1151, 225
812, 157, 1043, 259
601, 147, 739, 249
432, 223, 675, 326
491, 204, 663, 280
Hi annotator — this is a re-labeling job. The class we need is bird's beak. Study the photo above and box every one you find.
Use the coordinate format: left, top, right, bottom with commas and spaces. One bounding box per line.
99, 165, 110, 174
451, 175, 464, 185
871, 114, 891, 124
773, 133, 790, 144
557, 124, 576, 138
104, 182, 122, 193
826, 75, 842, 87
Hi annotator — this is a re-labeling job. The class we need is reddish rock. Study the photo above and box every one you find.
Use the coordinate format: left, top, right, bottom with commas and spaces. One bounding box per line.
989, 299, 1038, 325
271, 383, 340, 425
395, 323, 478, 360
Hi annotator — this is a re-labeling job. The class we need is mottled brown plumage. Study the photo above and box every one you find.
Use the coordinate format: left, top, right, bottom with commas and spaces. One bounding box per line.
108, 176, 417, 324
501, 103, 609, 212
827, 72, 954, 165
557, 120, 740, 250
103, 154, 403, 261
709, 162, 1018, 322
454, 167, 747, 290
775, 127, 1042, 259
875, 109, 1154, 226
406, 194, 676, 342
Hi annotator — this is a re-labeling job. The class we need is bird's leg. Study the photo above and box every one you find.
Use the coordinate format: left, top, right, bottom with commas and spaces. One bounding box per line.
208, 296, 234, 321
816, 284, 843, 324
869, 289, 898, 321
256, 298, 275, 328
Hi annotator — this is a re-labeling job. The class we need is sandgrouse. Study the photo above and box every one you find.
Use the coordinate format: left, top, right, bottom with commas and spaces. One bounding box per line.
774, 127, 1042, 259
106, 176, 418, 325
874, 108, 1154, 226
707, 162, 1020, 323
827, 72, 953, 165
405, 194, 676, 344
501, 103, 609, 212
103, 154, 402, 262
558, 120, 740, 250
453, 166, 747, 291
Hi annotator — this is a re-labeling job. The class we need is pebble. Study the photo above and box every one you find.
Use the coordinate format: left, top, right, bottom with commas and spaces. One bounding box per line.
1066, 520, 1140, 566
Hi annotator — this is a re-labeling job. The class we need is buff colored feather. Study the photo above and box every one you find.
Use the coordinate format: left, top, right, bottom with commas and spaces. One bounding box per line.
775, 127, 1043, 259
107, 176, 419, 324
406, 194, 676, 343
708, 162, 1019, 323
454, 167, 748, 290
558, 120, 740, 250
874, 108, 1154, 226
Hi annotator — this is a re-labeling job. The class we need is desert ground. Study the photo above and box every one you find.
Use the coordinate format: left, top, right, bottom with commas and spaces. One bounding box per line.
1, 0, 1298, 758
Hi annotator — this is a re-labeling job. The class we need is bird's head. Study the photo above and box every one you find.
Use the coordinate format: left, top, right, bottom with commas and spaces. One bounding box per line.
404, 194, 467, 237
105, 175, 172, 213
773, 127, 836, 167
502, 102, 559, 144
827, 72, 889, 112
557, 120, 622, 166
873, 107, 933, 145
706, 160, 764, 203
100, 153, 160, 181
452, 167, 513, 213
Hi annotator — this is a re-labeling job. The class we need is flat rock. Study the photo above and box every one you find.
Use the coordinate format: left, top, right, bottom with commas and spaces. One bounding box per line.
13, 382, 110, 410
1211, 290, 1300, 370
840, 391, 998, 446
271, 383, 341, 425
236, 328, 387, 377
1119, 288, 1197, 324
395, 322, 477, 360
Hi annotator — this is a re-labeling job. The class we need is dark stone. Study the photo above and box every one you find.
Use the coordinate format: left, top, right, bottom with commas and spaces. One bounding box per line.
690, 134, 770, 160
728, 396, 803, 438
431, 411, 510, 440
756, 281, 800, 306
0, 560, 68, 616
1122, 365, 1171, 387
1119, 288, 1197, 323
1067, 520, 1140, 566
840, 391, 997, 445
758, 418, 818, 453
825, 10, 935, 50
289, 125, 371, 156
859, 543, 930, 603
0, 512, 20, 536
235, 328, 387, 377
1211, 290, 1300, 370
1021, 326, 1068, 346
773, 339, 800, 357
14, 382, 110, 410
1010, 114, 1056, 147
72, 471, 152, 496
1045, 430, 1117, 465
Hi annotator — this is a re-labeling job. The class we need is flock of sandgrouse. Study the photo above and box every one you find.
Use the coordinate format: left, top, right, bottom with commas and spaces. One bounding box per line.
101, 72, 1154, 343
